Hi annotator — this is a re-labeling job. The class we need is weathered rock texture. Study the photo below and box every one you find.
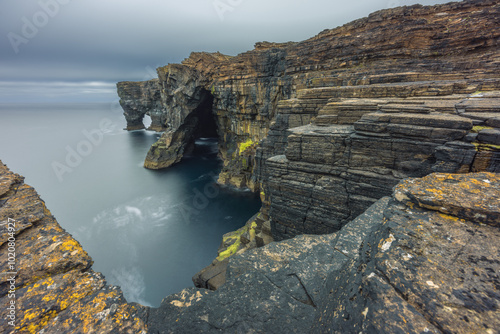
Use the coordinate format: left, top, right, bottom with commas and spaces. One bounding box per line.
267, 91, 500, 240
260, 0, 500, 240
118, 48, 291, 191
0, 161, 147, 334
118, 0, 500, 242
146, 171, 500, 333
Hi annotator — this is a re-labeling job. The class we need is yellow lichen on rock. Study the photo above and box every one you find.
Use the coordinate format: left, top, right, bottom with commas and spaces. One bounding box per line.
238, 139, 256, 155
393, 172, 500, 227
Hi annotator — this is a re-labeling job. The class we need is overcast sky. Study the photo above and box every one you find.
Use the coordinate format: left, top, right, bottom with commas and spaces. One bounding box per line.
0, 0, 451, 102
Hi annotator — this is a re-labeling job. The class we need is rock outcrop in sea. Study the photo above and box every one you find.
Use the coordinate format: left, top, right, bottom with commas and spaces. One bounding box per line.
1, 0, 499, 332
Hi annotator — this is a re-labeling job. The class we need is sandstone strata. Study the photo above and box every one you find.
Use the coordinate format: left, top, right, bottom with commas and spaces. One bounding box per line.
117, 80, 165, 132
0, 161, 147, 333
118, 0, 500, 244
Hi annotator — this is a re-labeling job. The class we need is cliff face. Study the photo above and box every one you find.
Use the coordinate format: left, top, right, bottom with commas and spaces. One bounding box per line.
118, 0, 499, 241
2, 1, 499, 333
143, 64, 214, 169
118, 48, 293, 190
259, 0, 500, 240
117, 79, 165, 132
267, 89, 500, 240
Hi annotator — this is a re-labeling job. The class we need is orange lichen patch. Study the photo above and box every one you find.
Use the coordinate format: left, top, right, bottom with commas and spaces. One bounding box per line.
2, 215, 93, 287
0, 161, 146, 333
438, 213, 460, 222
379, 234, 396, 252
42, 286, 147, 333
20, 310, 58, 333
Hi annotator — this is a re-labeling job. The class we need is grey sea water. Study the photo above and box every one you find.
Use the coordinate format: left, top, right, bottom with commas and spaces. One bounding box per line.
0, 102, 261, 307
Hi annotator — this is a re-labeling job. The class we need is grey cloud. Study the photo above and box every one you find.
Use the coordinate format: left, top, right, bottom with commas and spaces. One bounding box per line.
0, 0, 451, 102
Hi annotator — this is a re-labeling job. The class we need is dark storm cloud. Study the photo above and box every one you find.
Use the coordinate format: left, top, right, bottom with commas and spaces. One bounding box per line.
0, 0, 451, 102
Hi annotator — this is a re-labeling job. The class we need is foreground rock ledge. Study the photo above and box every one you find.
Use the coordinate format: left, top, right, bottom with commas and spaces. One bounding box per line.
1, 159, 498, 333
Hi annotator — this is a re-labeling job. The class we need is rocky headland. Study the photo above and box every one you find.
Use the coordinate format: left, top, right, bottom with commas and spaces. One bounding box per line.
119, 0, 499, 289
118, 0, 499, 239
0, 161, 147, 333
1, 0, 499, 332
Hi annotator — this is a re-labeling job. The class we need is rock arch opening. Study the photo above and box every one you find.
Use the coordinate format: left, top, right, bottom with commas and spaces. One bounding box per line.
143, 114, 152, 129
143, 89, 220, 169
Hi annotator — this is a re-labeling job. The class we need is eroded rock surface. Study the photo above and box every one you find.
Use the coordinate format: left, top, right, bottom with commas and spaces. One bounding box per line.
1, 168, 498, 333
117, 79, 165, 132
5, 1, 498, 332
267, 91, 500, 240
313, 172, 500, 334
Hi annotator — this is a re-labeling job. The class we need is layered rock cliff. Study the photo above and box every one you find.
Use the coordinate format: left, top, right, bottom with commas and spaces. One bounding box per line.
2, 159, 498, 333
118, 0, 500, 243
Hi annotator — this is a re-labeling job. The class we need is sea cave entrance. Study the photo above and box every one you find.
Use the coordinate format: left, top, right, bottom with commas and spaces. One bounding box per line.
188, 90, 220, 156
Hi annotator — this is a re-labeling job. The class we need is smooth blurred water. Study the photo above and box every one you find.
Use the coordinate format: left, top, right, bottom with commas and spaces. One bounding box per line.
0, 102, 261, 307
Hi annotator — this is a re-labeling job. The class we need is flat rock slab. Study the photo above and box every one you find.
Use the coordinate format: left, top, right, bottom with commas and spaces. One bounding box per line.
394, 172, 500, 227
361, 112, 473, 129
288, 124, 354, 136
478, 128, 500, 145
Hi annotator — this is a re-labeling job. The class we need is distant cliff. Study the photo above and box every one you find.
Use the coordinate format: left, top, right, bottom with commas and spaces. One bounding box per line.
118, 0, 499, 244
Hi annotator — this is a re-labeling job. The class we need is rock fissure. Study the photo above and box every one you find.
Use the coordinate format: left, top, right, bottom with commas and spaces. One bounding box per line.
262, 273, 314, 308
287, 273, 317, 308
